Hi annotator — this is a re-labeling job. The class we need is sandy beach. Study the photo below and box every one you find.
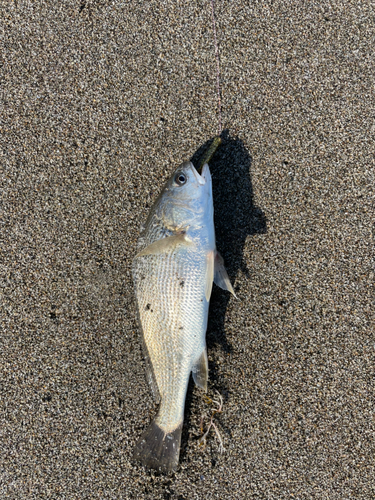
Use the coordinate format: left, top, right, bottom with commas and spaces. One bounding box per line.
1, 1, 374, 498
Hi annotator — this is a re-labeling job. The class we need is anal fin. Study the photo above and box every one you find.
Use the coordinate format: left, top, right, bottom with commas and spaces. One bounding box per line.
205, 251, 214, 301
192, 348, 208, 392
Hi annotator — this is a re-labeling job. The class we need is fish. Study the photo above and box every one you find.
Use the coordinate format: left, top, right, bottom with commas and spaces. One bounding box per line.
132, 144, 235, 472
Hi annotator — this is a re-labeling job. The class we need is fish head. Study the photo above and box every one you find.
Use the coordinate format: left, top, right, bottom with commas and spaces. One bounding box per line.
158, 161, 213, 230
166, 161, 211, 200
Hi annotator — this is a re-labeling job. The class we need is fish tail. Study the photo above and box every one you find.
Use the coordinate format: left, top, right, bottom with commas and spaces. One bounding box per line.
133, 419, 183, 472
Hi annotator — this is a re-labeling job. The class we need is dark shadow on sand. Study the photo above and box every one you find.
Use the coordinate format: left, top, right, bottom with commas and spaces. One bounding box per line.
180, 130, 267, 463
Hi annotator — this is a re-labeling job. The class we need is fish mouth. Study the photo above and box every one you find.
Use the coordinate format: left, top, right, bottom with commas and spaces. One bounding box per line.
191, 162, 207, 185
199, 163, 211, 185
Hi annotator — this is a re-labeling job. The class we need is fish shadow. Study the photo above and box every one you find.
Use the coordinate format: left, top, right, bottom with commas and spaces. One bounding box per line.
180, 131, 267, 461
191, 129, 267, 364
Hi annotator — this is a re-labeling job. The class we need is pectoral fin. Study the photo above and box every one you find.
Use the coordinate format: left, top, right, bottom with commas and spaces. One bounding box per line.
135, 234, 192, 257
192, 348, 208, 392
214, 251, 237, 298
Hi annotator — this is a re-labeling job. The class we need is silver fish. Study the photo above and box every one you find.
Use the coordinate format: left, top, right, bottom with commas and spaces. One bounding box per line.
132, 153, 235, 471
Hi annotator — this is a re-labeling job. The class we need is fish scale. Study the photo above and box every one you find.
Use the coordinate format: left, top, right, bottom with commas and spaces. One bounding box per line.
134, 245, 208, 431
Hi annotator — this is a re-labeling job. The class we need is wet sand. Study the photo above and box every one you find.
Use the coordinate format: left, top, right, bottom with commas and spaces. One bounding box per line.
1, 1, 374, 498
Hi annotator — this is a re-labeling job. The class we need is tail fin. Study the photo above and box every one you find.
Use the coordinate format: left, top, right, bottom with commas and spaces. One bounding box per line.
133, 420, 183, 472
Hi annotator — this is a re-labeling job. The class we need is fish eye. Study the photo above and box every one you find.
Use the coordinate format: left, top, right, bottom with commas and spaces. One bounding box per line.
174, 172, 187, 186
